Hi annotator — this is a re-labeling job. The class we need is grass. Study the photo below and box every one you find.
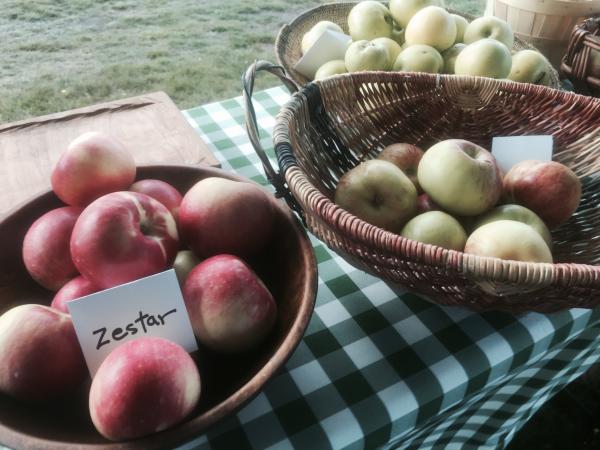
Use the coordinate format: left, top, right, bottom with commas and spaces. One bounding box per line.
0, 0, 484, 123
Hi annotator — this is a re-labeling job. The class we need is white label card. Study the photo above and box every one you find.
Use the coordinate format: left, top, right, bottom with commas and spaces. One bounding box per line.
491, 135, 553, 173
68, 269, 198, 376
294, 29, 352, 80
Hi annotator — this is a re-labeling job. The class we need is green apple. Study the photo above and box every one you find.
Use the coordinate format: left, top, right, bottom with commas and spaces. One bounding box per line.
405, 6, 457, 52
401, 211, 467, 251
472, 204, 552, 248
451, 14, 469, 43
465, 220, 553, 263
334, 160, 418, 232
301, 21, 344, 55
442, 43, 466, 73
314, 60, 348, 80
348, 1, 394, 41
454, 39, 512, 79
389, 0, 446, 29
393, 44, 443, 73
391, 24, 406, 45
417, 139, 503, 216
463, 16, 514, 49
508, 50, 552, 85
173, 250, 201, 286
372, 37, 403, 67
345, 40, 390, 72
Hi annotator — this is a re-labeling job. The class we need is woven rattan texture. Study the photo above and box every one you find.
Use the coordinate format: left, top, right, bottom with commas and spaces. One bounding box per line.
562, 16, 600, 95
273, 72, 599, 313
275, 2, 561, 89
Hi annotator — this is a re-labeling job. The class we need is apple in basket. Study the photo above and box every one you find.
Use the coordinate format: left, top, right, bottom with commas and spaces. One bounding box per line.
503, 160, 582, 229
22, 206, 82, 291
335, 159, 418, 233
404, 6, 457, 52
0, 304, 87, 401
401, 211, 467, 251
372, 37, 403, 67
89, 337, 201, 440
417, 139, 503, 216
465, 220, 553, 263
442, 43, 466, 74
451, 14, 469, 43
377, 143, 424, 192
463, 16, 514, 49
389, 0, 445, 29
454, 39, 512, 79
315, 60, 348, 80
508, 50, 552, 86
345, 40, 391, 72
393, 44, 444, 74
70, 191, 179, 289
347, 0, 394, 41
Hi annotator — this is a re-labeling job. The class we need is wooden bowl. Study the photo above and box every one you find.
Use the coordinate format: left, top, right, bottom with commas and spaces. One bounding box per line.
0, 165, 318, 450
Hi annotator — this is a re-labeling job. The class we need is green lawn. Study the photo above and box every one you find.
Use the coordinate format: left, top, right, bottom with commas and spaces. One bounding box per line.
0, 0, 485, 123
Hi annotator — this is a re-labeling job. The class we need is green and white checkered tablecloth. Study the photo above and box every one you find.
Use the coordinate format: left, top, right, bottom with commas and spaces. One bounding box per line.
178, 87, 600, 450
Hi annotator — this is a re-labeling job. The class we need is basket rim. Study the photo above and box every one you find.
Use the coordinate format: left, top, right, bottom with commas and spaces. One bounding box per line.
275, 1, 562, 89
273, 71, 600, 291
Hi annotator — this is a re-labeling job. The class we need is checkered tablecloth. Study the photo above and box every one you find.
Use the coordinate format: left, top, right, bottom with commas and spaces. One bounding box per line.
179, 87, 600, 450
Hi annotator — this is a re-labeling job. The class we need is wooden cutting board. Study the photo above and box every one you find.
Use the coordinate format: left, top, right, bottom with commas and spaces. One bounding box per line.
0, 91, 220, 215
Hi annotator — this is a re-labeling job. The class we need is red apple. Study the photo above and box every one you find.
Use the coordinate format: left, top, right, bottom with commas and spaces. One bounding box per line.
51, 276, 99, 313
179, 178, 274, 258
71, 191, 179, 289
22, 206, 82, 291
377, 143, 424, 192
51, 132, 136, 206
0, 304, 87, 401
89, 337, 200, 441
129, 179, 182, 220
503, 160, 582, 229
416, 193, 441, 214
183, 254, 277, 353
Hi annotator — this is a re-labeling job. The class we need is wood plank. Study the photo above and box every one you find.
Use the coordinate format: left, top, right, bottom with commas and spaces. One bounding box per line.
0, 91, 220, 214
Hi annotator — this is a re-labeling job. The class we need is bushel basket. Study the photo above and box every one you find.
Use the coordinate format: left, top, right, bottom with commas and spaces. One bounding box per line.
243, 62, 600, 314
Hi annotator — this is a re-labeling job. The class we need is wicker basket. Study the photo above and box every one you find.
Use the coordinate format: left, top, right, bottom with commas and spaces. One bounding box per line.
562, 15, 600, 95
275, 2, 561, 89
243, 61, 600, 314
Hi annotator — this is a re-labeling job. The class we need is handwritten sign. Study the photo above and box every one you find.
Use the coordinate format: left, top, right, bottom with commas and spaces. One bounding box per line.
294, 29, 352, 80
68, 269, 198, 376
491, 135, 553, 173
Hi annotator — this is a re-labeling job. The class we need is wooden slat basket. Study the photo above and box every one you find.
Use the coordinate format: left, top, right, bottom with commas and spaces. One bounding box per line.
243, 61, 600, 314
275, 1, 561, 89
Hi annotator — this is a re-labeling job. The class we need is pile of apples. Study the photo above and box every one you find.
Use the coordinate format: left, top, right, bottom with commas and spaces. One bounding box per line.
0, 132, 278, 441
304, 0, 553, 86
335, 139, 582, 264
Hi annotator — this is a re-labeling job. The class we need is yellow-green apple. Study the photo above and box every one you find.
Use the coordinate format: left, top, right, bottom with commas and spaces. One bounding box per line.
51, 276, 99, 313
51, 132, 136, 207
455, 38, 512, 79
405, 6, 457, 52
463, 16, 514, 48
345, 40, 391, 72
503, 160, 582, 229
0, 304, 87, 401
347, 1, 394, 41
335, 160, 417, 232
401, 211, 467, 251
89, 337, 200, 440
416, 193, 442, 214
301, 21, 344, 54
452, 14, 469, 43
314, 60, 347, 80
22, 206, 82, 291
442, 43, 466, 73
473, 204, 552, 247
183, 255, 277, 353
372, 37, 403, 67
418, 139, 503, 216
129, 179, 183, 220
465, 220, 553, 263
70, 191, 179, 289
391, 24, 406, 45
508, 50, 552, 85
173, 250, 201, 286
377, 143, 424, 192
393, 44, 444, 73
179, 178, 274, 258
389, 0, 445, 29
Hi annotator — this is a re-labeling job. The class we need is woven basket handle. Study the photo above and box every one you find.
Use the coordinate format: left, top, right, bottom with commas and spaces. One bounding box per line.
242, 60, 304, 217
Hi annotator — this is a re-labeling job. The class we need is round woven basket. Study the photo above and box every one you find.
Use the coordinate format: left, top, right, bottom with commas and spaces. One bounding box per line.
562, 15, 600, 96
275, 2, 562, 89
243, 61, 600, 314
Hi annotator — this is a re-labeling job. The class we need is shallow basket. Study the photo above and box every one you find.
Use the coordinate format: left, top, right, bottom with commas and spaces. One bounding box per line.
243, 61, 600, 314
562, 15, 600, 95
275, 1, 561, 89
